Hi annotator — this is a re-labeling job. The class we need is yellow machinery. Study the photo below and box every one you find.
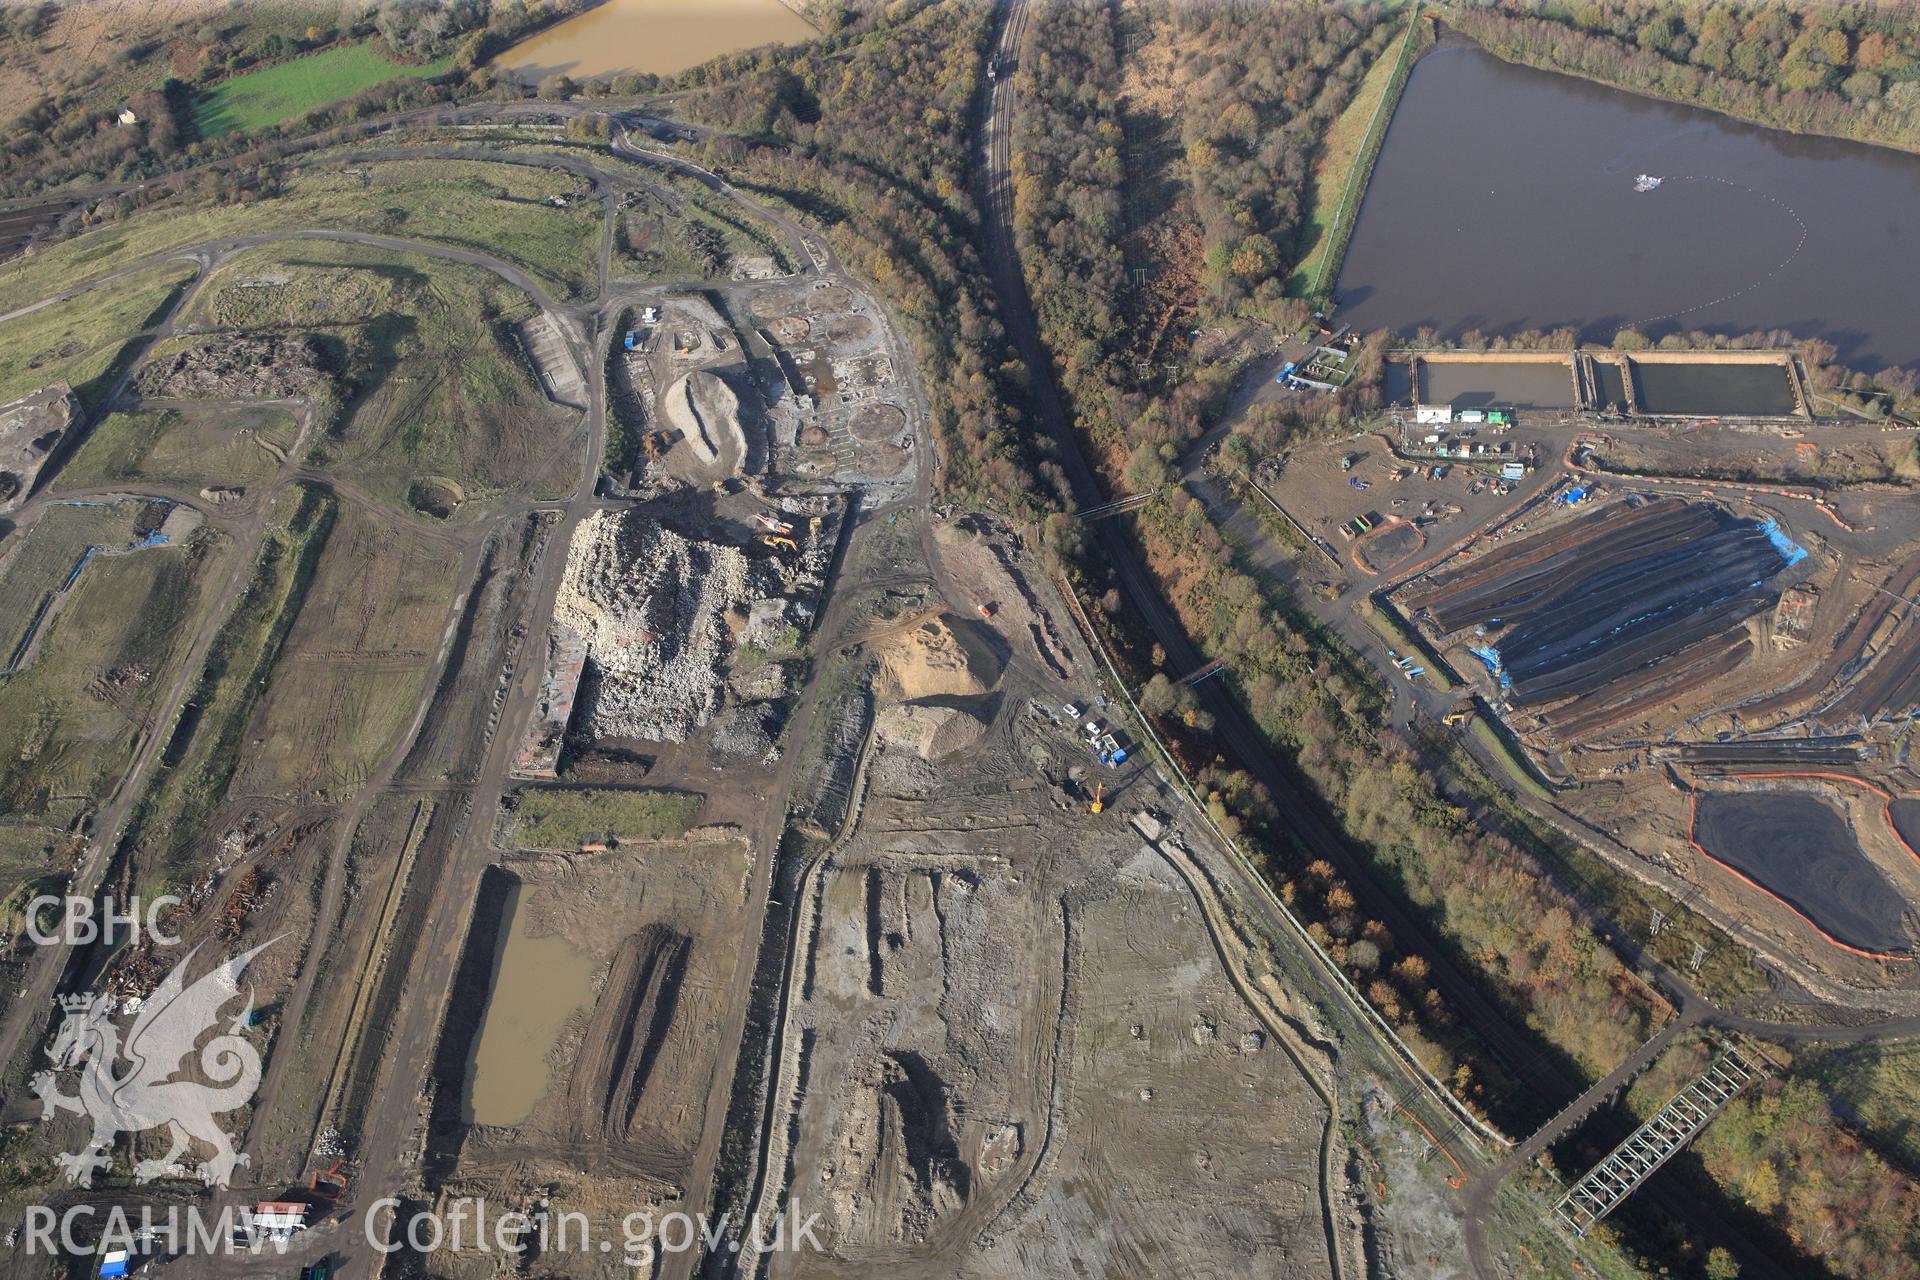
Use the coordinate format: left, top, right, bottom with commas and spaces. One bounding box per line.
1089, 781, 1103, 814
762, 535, 798, 552
1442, 709, 1473, 727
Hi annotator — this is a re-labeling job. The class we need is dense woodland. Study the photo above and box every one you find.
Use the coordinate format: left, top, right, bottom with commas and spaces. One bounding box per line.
680, 1, 1067, 520
1010, 0, 1663, 1125
1454, 0, 1920, 151
1012, 0, 1389, 437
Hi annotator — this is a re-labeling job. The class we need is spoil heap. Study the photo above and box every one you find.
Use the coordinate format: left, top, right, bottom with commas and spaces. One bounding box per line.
661, 368, 744, 469
554, 510, 750, 741
874, 703, 987, 761
0, 384, 77, 512
139, 334, 329, 398
874, 612, 998, 701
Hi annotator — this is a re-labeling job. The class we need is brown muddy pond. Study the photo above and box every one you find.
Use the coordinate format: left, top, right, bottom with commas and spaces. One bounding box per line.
1336, 44, 1920, 369
494, 0, 816, 83
464, 879, 596, 1126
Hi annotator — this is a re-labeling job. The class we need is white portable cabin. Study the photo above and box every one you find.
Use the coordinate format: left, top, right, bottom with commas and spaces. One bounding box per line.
1415, 405, 1452, 425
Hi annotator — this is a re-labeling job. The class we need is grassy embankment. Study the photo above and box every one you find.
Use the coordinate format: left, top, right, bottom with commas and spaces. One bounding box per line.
506, 787, 707, 849
0, 261, 195, 412
1289, 4, 1431, 299
57, 406, 300, 492
125, 485, 337, 884
1356, 595, 1457, 692
0, 157, 600, 312
194, 43, 453, 138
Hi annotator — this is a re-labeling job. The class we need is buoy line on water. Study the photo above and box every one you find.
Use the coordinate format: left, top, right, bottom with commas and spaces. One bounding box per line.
1630, 174, 1808, 328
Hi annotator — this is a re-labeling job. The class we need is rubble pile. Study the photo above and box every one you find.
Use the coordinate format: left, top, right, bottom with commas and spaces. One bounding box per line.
140, 334, 330, 399
0, 383, 77, 513
708, 701, 784, 763
554, 510, 752, 742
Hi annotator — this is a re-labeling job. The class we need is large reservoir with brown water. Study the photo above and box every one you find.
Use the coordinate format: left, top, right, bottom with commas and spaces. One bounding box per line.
494, 0, 816, 83
1336, 43, 1920, 370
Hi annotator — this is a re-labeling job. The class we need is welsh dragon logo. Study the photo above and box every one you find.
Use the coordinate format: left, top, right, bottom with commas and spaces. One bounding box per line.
31, 941, 271, 1188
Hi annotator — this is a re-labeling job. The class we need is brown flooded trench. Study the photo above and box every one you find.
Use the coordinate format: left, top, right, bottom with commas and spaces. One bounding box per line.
463, 876, 596, 1126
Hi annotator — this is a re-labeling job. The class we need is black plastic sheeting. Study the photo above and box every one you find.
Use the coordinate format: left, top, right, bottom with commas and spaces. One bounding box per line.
1694, 791, 1908, 955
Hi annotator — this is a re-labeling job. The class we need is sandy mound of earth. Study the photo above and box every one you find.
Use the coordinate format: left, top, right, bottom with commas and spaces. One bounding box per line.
875, 702, 987, 761
874, 612, 998, 701
661, 368, 743, 468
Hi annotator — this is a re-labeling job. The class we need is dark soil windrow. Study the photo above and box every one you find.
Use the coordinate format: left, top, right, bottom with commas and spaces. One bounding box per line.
421, 864, 519, 1183
1693, 791, 1910, 955
1543, 628, 1750, 741
1677, 738, 1866, 767
566, 923, 692, 1148
1819, 620, 1920, 726
1410, 498, 1793, 706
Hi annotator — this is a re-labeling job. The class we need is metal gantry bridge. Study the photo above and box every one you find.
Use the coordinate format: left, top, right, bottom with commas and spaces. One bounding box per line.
1555, 1046, 1763, 1236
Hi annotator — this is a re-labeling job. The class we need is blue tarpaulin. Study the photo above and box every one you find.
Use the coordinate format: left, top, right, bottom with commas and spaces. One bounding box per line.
1756, 518, 1808, 567
1469, 645, 1511, 690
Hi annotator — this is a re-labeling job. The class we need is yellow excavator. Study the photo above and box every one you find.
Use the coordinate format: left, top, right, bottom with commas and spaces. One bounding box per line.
761, 535, 798, 552
1089, 781, 1103, 814
1442, 708, 1474, 727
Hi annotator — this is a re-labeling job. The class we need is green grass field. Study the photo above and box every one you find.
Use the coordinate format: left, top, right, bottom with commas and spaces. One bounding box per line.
55, 405, 299, 493
0, 502, 219, 827
195, 43, 453, 138
0, 158, 600, 313
0, 261, 193, 411
507, 787, 707, 849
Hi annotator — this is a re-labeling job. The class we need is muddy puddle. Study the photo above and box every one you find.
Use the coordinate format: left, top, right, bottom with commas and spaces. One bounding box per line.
464, 879, 596, 1126
494, 0, 816, 83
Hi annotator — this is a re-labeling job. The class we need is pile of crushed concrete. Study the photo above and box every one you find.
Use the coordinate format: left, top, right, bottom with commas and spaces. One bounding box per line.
554, 510, 751, 742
